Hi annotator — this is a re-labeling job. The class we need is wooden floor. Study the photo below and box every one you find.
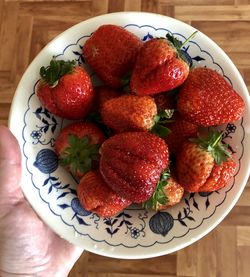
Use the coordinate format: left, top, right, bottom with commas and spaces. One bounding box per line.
0, 0, 250, 276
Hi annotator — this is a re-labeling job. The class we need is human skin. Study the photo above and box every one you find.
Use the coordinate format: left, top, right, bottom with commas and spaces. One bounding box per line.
0, 126, 83, 277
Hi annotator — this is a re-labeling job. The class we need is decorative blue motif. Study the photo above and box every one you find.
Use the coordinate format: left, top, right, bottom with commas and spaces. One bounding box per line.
199, 192, 214, 209
142, 32, 153, 41
223, 123, 237, 139
21, 23, 244, 249
71, 198, 92, 216
149, 212, 174, 236
33, 149, 58, 174
31, 107, 58, 146
102, 211, 147, 238
72, 44, 85, 66
58, 198, 91, 226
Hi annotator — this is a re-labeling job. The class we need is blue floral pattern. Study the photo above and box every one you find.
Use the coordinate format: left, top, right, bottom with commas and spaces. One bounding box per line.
21, 23, 245, 249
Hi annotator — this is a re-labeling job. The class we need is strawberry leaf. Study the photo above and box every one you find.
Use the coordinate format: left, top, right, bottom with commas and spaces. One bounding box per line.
40, 58, 76, 87
189, 130, 231, 164
59, 134, 100, 176
151, 109, 174, 138
142, 169, 170, 210
151, 124, 171, 138
166, 31, 198, 66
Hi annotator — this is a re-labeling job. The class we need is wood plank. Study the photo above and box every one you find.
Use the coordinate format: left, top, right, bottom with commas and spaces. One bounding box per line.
191, 21, 250, 53
221, 206, 250, 226
175, 5, 250, 21
176, 243, 197, 276
236, 187, 250, 206
237, 246, 250, 277
0, 86, 16, 104
11, 15, 33, 84
197, 230, 217, 277
124, 0, 142, 11
87, 253, 177, 275
68, 252, 89, 277
0, 103, 11, 121
216, 226, 237, 277
237, 226, 250, 246
0, 1, 19, 71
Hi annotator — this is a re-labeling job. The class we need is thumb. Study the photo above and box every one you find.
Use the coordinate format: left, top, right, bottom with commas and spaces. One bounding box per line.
0, 126, 23, 204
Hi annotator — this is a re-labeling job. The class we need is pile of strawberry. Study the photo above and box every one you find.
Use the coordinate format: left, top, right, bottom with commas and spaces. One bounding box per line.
37, 24, 245, 217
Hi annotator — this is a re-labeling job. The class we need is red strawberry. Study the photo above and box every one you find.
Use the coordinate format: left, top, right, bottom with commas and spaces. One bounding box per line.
143, 170, 184, 210
83, 25, 142, 88
99, 132, 169, 203
177, 67, 245, 126
165, 113, 198, 154
130, 35, 190, 95
77, 171, 131, 217
176, 130, 236, 192
198, 157, 236, 192
101, 94, 157, 133
100, 94, 171, 137
54, 122, 105, 178
37, 59, 94, 119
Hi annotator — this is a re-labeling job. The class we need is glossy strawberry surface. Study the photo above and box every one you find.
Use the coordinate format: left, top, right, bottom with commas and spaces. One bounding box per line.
198, 157, 236, 192
101, 95, 157, 133
99, 132, 169, 203
55, 122, 105, 178
77, 171, 131, 217
83, 24, 142, 88
160, 177, 184, 209
177, 67, 245, 126
176, 141, 215, 192
176, 131, 236, 193
130, 38, 189, 95
37, 66, 94, 120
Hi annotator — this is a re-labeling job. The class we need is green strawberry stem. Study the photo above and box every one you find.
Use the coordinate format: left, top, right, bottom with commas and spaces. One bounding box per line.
211, 132, 223, 148
166, 31, 198, 65
189, 130, 231, 164
151, 109, 174, 138
142, 168, 170, 210
180, 30, 198, 48
59, 134, 100, 176
40, 58, 76, 87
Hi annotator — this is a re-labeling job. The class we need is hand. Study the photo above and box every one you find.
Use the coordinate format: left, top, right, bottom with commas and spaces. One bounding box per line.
0, 126, 83, 277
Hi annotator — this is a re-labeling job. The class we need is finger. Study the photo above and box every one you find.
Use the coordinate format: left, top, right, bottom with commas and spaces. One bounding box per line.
0, 126, 23, 205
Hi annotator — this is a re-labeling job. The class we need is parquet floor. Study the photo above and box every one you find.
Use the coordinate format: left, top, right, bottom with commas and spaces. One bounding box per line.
0, 0, 250, 276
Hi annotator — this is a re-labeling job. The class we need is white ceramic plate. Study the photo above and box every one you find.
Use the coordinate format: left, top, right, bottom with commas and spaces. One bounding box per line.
9, 12, 250, 259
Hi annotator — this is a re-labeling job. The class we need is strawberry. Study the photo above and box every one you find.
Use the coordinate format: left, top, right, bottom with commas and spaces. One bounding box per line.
130, 33, 192, 95
99, 132, 169, 203
143, 169, 184, 210
37, 59, 94, 119
198, 157, 236, 192
100, 94, 171, 137
101, 94, 157, 133
177, 67, 245, 126
164, 113, 198, 154
54, 122, 105, 178
77, 171, 131, 217
83, 24, 142, 88
176, 130, 235, 192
